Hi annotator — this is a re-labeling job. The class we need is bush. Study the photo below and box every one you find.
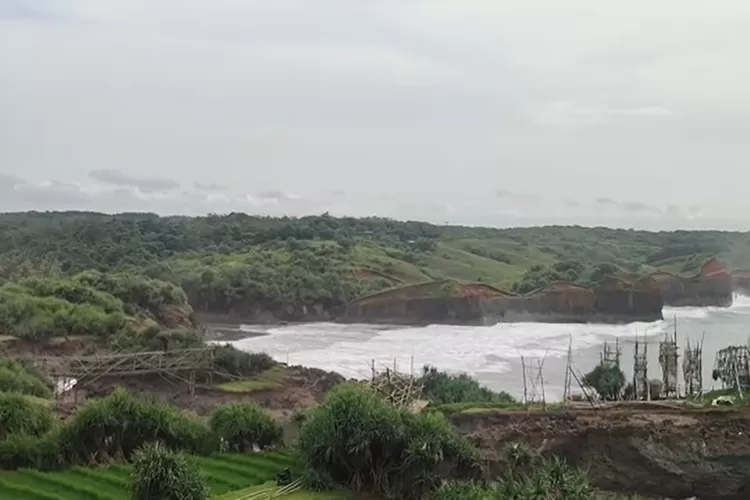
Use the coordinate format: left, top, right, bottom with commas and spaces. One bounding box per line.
209, 403, 283, 452
297, 384, 480, 499
129, 442, 209, 500
0, 357, 53, 398
420, 366, 515, 405
0, 391, 54, 440
0, 429, 64, 471
58, 388, 216, 465
213, 345, 275, 377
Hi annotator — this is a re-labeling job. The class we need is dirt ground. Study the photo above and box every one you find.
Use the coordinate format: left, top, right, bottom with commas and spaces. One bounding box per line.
55, 364, 345, 420
449, 405, 750, 500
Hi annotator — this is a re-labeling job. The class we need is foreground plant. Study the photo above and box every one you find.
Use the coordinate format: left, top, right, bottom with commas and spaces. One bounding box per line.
129, 442, 209, 500
297, 383, 480, 499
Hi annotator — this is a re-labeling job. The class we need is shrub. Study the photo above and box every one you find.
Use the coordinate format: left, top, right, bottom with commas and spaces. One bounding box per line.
0, 357, 53, 398
431, 445, 594, 500
209, 403, 283, 452
0, 428, 64, 471
129, 442, 209, 500
0, 391, 54, 440
420, 366, 515, 405
297, 383, 480, 499
213, 345, 275, 377
58, 388, 216, 464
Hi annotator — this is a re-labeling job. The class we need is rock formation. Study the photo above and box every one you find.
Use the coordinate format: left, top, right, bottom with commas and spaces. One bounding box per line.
645, 258, 732, 307
333, 278, 663, 325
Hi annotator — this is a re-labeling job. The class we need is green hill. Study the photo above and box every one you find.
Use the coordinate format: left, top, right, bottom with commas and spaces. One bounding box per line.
0, 211, 746, 317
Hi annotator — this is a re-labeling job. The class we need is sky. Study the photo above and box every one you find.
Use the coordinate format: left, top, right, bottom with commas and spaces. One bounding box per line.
2, 0, 750, 230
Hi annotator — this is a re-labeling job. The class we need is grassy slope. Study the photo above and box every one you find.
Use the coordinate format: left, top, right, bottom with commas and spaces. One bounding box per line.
0, 451, 298, 500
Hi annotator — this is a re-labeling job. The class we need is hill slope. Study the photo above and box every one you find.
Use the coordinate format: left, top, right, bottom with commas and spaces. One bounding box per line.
0, 212, 747, 318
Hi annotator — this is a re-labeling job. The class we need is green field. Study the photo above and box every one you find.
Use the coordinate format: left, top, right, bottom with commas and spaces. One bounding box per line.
0, 451, 298, 500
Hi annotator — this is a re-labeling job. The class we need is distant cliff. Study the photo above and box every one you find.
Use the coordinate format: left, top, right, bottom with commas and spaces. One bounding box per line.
645, 258, 732, 307
333, 279, 663, 325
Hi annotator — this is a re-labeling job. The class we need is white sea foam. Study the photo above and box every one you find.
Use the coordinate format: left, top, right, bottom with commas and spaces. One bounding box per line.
231, 296, 750, 400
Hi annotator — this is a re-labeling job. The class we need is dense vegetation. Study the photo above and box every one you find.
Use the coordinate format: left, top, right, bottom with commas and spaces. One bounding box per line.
0, 271, 189, 342
420, 366, 515, 405
1, 212, 748, 320
297, 384, 480, 499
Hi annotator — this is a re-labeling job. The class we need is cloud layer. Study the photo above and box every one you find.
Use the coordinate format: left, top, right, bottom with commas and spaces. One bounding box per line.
2, 1, 750, 228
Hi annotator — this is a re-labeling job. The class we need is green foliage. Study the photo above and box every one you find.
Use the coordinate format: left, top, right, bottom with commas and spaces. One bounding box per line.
0, 357, 53, 398
0, 450, 299, 499
212, 345, 276, 377
0, 271, 195, 341
432, 444, 594, 499
420, 366, 516, 405
583, 365, 626, 401
297, 383, 480, 499
110, 326, 203, 352
0, 212, 747, 311
0, 391, 54, 440
57, 388, 217, 465
129, 442, 209, 500
209, 403, 283, 452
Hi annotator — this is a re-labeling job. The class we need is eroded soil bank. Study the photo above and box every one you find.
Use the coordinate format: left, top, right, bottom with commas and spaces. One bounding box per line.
450, 405, 750, 500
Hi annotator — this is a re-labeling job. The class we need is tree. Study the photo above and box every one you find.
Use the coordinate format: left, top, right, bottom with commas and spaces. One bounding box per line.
582, 364, 626, 401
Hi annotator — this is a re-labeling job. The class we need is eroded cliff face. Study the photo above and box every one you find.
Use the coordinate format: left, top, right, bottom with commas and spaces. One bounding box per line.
647, 258, 733, 307
450, 407, 750, 500
333, 279, 663, 325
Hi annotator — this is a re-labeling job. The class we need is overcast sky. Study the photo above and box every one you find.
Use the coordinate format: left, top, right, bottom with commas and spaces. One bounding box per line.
3, 0, 750, 229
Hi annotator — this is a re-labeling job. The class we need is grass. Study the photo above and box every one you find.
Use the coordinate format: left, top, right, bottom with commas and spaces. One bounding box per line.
427, 401, 565, 415
0, 450, 298, 500
217, 482, 356, 500
218, 366, 288, 394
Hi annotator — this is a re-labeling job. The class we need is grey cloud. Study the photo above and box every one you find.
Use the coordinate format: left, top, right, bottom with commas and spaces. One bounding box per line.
89, 170, 180, 193
194, 182, 226, 191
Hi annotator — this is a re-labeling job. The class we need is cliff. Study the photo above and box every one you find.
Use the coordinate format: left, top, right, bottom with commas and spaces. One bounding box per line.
333, 279, 663, 325
645, 257, 732, 307
450, 407, 750, 499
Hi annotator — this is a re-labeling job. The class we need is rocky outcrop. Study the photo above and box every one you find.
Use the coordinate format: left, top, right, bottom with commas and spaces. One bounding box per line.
646, 258, 733, 307
333, 279, 663, 325
450, 406, 750, 500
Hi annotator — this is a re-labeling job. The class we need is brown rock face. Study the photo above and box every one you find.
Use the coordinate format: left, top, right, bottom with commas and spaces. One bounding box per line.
334, 279, 663, 325
450, 407, 750, 500
647, 258, 733, 307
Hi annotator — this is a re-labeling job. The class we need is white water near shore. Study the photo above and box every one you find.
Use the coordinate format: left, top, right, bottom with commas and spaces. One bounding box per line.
231, 295, 750, 401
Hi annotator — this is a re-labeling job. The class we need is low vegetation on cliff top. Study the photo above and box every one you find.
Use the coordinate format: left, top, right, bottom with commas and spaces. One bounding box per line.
1, 212, 744, 319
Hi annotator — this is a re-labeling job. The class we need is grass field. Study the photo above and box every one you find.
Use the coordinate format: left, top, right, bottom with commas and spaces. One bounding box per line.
0, 451, 298, 500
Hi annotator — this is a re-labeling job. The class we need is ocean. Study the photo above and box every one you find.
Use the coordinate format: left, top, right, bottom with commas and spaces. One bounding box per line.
230, 295, 750, 401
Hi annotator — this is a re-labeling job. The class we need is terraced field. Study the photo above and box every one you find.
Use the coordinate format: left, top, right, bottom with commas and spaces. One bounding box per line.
0, 450, 297, 500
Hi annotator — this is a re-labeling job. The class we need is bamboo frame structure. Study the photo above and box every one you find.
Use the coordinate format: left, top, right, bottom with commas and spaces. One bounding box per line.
22, 347, 217, 396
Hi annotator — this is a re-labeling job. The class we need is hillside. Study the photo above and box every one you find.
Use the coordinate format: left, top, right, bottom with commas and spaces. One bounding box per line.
0, 270, 198, 350
1, 211, 748, 319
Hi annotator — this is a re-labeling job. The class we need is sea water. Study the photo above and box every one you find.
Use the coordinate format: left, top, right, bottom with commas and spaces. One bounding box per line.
231, 295, 750, 401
